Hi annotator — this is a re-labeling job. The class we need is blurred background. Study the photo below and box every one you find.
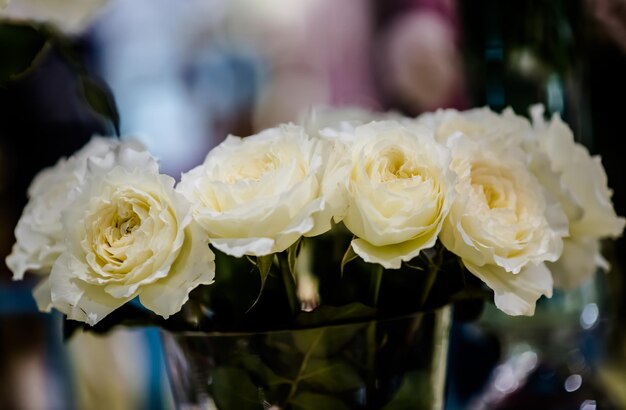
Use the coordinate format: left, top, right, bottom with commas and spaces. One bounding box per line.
1, 0, 626, 408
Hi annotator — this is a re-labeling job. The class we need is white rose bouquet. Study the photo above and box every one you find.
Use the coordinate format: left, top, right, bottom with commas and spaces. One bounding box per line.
8, 105, 623, 328
6, 105, 623, 408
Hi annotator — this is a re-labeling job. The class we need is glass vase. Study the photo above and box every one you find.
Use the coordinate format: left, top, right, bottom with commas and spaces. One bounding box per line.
161, 306, 451, 410
468, 277, 617, 409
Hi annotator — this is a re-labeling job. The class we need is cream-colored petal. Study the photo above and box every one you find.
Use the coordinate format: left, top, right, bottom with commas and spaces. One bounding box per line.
211, 237, 275, 258
50, 253, 132, 326
548, 236, 602, 290
351, 232, 438, 270
465, 261, 553, 316
33, 277, 53, 312
140, 222, 215, 318
564, 153, 625, 238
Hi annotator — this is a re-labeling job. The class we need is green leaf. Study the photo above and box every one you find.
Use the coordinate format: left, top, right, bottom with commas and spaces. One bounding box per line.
257, 254, 274, 279
300, 358, 362, 392
403, 261, 425, 271
210, 367, 264, 410
287, 238, 302, 279
261, 333, 305, 379
79, 75, 121, 136
235, 353, 292, 387
292, 324, 363, 359
382, 371, 431, 410
291, 304, 376, 359
246, 254, 275, 313
293, 303, 377, 357
0, 23, 48, 83
290, 392, 350, 410
340, 244, 358, 276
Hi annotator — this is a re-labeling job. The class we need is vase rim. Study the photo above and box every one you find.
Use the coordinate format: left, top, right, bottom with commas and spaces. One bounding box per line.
162, 305, 449, 337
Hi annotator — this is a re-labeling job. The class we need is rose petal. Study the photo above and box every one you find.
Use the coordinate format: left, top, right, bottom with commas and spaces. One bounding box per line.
140, 222, 215, 318
548, 236, 603, 290
33, 277, 53, 312
351, 233, 438, 270
465, 261, 553, 316
50, 253, 132, 325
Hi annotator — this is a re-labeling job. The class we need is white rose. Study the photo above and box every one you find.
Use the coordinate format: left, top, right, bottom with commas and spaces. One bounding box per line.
34, 145, 214, 325
300, 107, 395, 225
408, 107, 532, 150
529, 106, 625, 289
341, 121, 456, 269
6, 137, 143, 280
547, 236, 609, 290
440, 136, 565, 316
1, 0, 109, 33
178, 124, 336, 257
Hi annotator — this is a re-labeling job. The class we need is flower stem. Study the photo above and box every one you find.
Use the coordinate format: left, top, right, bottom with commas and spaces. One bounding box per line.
279, 252, 299, 316
370, 264, 384, 307
419, 246, 443, 308
366, 264, 384, 402
285, 329, 324, 405
365, 321, 375, 398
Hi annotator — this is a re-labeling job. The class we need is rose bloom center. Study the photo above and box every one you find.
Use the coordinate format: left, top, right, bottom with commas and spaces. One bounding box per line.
226, 152, 280, 183
367, 147, 432, 188
83, 189, 152, 276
